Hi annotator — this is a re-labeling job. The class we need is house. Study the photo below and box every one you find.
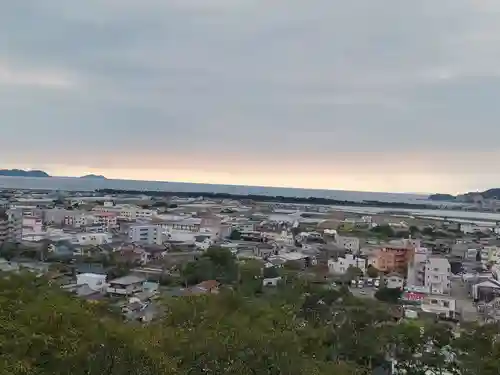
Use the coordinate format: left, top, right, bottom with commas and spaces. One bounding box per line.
472, 278, 500, 302
194, 235, 213, 250
107, 275, 146, 295
328, 254, 367, 275
76, 273, 107, 291
263, 276, 282, 286
421, 295, 457, 319
385, 273, 405, 289
187, 280, 220, 295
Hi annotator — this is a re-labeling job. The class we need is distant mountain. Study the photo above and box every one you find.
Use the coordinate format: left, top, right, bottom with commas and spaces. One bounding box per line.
430, 188, 500, 202
477, 188, 500, 200
0, 169, 50, 177
428, 193, 456, 201
80, 174, 107, 179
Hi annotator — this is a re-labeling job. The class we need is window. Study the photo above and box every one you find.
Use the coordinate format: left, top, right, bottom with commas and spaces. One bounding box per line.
430, 299, 438, 305
443, 301, 450, 308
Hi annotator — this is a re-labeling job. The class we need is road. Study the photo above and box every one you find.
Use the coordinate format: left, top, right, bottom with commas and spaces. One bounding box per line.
349, 286, 376, 299
450, 277, 479, 322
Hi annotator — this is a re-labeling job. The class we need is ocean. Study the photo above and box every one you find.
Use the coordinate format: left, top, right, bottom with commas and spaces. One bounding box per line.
0, 176, 429, 204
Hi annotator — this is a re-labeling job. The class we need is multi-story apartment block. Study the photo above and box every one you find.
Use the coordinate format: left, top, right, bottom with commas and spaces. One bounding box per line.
424, 257, 451, 295
406, 247, 430, 287
0, 209, 23, 244
128, 224, 163, 245
373, 246, 414, 274
93, 212, 118, 228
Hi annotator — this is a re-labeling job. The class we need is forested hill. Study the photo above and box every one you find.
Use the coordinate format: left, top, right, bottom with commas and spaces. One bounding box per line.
0, 249, 499, 375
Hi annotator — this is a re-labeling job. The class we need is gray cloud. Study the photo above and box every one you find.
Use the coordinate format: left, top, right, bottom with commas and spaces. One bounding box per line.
2, 0, 500, 188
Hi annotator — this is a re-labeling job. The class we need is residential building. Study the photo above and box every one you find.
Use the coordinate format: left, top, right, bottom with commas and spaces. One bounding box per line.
481, 246, 500, 265
0, 209, 22, 243
328, 254, 367, 274
406, 247, 430, 287
93, 212, 118, 228
128, 224, 163, 245
335, 236, 360, 253
424, 257, 451, 295
186, 280, 220, 295
76, 273, 107, 292
385, 273, 405, 289
0, 211, 8, 244
460, 223, 492, 234
372, 245, 414, 274
107, 275, 145, 295
136, 208, 157, 220
421, 295, 457, 319
22, 216, 43, 235
72, 232, 112, 246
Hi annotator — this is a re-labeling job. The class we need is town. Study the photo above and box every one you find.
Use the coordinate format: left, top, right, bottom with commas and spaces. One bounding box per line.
1, 188, 500, 325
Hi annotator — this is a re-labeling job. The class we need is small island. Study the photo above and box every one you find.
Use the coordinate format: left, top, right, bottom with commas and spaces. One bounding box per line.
80, 174, 107, 179
0, 169, 50, 178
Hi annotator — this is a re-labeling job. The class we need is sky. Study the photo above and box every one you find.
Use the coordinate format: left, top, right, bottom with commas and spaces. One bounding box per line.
2, 1, 500, 194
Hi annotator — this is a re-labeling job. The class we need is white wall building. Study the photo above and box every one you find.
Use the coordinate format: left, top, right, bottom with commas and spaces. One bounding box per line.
421, 295, 457, 318
425, 257, 451, 295
407, 247, 430, 287
72, 232, 112, 246
76, 273, 107, 292
328, 254, 367, 275
128, 224, 163, 245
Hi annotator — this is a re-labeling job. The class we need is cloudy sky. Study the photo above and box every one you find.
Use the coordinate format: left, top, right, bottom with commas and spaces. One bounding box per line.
2, 0, 500, 194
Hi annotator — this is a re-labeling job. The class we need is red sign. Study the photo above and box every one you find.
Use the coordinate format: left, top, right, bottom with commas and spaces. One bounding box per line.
404, 292, 425, 301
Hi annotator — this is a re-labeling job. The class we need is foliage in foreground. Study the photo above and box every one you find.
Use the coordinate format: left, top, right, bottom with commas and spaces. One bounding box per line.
1, 269, 500, 375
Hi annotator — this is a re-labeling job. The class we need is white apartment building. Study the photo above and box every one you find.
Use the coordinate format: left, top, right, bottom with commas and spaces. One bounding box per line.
425, 257, 451, 295
328, 254, 367, 275
406, 247, 430, 287
128, 224, 163, 245
136, 208, 157, 220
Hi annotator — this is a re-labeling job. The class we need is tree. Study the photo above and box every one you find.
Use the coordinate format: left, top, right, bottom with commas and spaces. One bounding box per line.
263, 266, 279, 279
229, 229, 242, 240
409, 225, 420, 236
181, 247, 238, 285
370, 225, 395, 238
374, 287, 402, 304
366, 265, 380, 278
345, 266, 364, 281
0, 273, 176, 375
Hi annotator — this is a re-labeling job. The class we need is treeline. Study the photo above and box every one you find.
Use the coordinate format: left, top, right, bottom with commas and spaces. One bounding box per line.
1, 248, 500, 375
96, 189, 436, 209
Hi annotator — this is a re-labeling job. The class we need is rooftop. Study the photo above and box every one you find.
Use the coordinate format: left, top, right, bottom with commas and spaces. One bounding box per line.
109, 275, 146, 285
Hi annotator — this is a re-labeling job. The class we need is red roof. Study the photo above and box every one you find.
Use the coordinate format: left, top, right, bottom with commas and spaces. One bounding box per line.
196, 280, 220, 291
